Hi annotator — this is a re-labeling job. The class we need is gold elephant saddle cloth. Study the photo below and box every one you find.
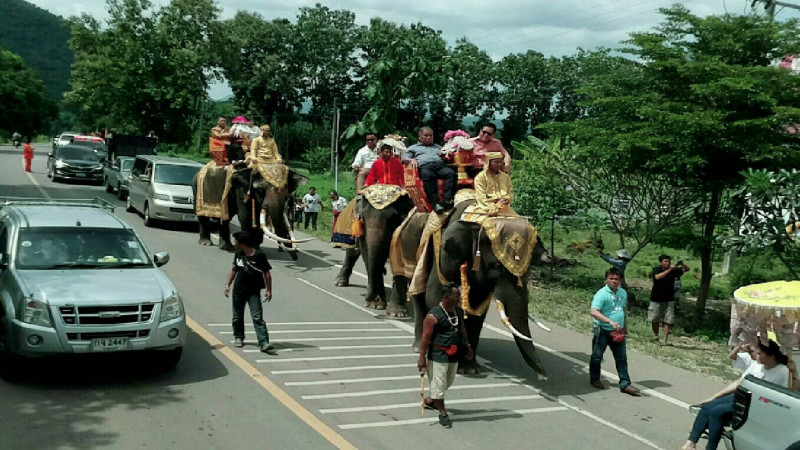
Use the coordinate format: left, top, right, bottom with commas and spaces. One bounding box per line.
196, 161, 234, 221
252, 162, 289, 189
481, 217, 539, 280
361, 184, 408, 210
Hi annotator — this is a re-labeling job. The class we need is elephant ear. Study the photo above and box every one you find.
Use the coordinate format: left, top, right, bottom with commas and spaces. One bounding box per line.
442, 221, 475, 269
289, 170, 310, 193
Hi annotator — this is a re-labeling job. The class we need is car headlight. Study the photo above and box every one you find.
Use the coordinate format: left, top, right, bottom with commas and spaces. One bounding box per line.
20, 298, 52, 327
153, 193, 171, 201
160, 294, 183, 321
54, 160, 67, 168
94, 164, 103, 170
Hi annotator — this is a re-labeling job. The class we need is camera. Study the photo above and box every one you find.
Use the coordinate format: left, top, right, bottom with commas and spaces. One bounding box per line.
676, 260, 684, 267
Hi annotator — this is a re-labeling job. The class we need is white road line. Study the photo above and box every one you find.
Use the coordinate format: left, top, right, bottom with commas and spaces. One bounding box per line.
243, 349, 295, 353
285, 375, 421, 386
338, 407, 568, 429
208, 322, 378, 326
271, 363, 417, 375
297, 248, 392, 288
218, 329, 404, 335
296, 278, 381, 316
23, 160, 52, 199
319, 344, 408, 351
302, 383, 518, 400
257, 354, 416, 363
319, 394, 543, 414
249, 336, 410, 343
483, 324, 690, 410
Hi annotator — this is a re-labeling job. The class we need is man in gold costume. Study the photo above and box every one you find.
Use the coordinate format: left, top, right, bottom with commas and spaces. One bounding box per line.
473, 151, 512, 217
248, 124, 282, 164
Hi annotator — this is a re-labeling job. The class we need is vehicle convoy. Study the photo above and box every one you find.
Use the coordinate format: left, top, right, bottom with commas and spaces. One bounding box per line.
53, 131, 81, 150
71, 135, 109, 160
126, 156, 202, 227
104, 156, 134, 199
731, 375, 800, 449
0, 198, 186, 380
47, 144, 105, 184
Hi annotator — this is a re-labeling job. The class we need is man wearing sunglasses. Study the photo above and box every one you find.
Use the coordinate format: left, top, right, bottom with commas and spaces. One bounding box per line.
352, 133, 380, 194
470, 123, 510, 174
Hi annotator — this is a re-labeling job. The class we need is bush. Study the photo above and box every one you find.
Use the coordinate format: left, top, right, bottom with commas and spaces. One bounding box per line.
729, 250, 793, 288
302, 146, 331, 174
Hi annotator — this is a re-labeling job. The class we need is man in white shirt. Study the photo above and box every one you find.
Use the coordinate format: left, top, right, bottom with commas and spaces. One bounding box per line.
302, 187, 323, 231
352, 133, 379, 194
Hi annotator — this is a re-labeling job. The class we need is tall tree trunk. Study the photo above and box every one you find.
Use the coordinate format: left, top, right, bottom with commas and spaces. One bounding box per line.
696, 187, 722, 317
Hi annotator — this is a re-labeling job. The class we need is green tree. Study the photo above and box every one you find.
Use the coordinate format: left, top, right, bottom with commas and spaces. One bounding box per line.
0, 48, 57, 137
549, 5, 800, 314
442, 38, 496, 131
496, 50, 554, 145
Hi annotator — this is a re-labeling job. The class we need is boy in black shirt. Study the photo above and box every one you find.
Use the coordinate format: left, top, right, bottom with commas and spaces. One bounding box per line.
224, 231, 273, 352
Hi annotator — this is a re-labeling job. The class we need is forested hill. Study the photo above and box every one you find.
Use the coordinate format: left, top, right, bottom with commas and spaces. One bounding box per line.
0, 0, 73, 100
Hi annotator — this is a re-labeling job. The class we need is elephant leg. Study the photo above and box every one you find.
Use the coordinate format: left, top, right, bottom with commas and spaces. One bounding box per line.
361, 235, 387, 310
197, 216, 214, 246
458, 314, 486, 375
335, 247, 360, 287
386, 275, 410, 318
218, 220, 235, 252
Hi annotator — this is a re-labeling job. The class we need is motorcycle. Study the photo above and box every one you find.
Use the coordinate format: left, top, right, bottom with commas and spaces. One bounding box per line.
13, 139, 20, 148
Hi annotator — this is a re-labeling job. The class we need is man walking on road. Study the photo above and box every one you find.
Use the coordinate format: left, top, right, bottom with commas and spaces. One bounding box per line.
303, 187, 322, 231
418, 282, 474, 428
224, 231, 274, 353
648, 254, 689, 345
22, 138, 33, 173
590, 267, 640, 396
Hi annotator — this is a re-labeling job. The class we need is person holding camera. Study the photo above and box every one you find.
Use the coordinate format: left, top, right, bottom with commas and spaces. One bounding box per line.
649, 254, 689, 345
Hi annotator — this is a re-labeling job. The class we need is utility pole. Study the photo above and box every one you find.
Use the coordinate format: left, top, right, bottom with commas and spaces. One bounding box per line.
753, 0, 800, 20
330, 98, 338, 174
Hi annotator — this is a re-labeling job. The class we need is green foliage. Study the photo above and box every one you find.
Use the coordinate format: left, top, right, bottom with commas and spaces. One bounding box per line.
0, 48, 57, 137
65, 0, 219, 142
301, 146, 330, 174
496, 51, 554, 143
0, 0, 73, 100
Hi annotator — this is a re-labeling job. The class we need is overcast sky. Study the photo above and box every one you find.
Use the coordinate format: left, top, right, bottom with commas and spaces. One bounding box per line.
28, 0, 800, 99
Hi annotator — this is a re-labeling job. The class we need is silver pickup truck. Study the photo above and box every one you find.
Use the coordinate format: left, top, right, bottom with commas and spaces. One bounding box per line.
731, 374, 800, 449
0, 198, 185, 381
103, 156, 134, 200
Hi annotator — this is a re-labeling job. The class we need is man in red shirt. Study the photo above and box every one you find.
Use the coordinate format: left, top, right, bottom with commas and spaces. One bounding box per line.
23, 138, 34, 173
470, 123, 510, 173
365, 143, 404, 187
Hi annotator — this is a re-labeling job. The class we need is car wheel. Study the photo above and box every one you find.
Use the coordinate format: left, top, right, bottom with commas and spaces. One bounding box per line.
0, 321, 25, 382
126, 194, 135, 213
50, 166, 60, 182
156, 347, 183, 371
46, 164, 52, 178
143, 203, 154, 227
105, 177, 114, 193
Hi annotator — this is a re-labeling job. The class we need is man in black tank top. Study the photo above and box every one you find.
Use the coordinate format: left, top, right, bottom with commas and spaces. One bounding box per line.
418, 282, 474, 428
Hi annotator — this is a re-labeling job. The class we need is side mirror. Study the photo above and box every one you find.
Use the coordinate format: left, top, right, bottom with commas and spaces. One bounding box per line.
139, 174, 150, 183
154, 251, 170, 267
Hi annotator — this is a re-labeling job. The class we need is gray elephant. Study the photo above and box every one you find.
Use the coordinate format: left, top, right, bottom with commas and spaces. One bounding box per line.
193, 163, 310, 259
394, 200, 549, 377
334, 185, 415, 315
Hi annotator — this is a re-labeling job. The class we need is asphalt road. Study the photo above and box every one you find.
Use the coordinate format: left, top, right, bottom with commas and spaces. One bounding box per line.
0, 145, 729, 450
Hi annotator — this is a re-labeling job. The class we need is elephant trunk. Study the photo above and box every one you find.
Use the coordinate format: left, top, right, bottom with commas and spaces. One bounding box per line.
494, 279, 548, 379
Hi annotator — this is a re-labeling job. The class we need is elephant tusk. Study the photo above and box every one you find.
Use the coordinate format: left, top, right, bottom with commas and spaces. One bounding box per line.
495, 300, 534, 342
260, 223, 314, 245
528, 312, 552, 332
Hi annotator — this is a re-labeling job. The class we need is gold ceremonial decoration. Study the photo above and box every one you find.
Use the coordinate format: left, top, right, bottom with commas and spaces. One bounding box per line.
362, 184, 408, 210
195, 162, 234, 220
460, 262, 492, 318
253, 162, 289, 189
482, 217, 538, 286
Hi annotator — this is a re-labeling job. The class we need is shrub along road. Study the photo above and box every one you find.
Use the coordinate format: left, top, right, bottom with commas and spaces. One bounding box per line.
0, 145, 729, 449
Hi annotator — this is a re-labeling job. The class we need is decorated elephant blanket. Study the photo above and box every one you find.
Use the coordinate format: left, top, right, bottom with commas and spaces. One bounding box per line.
251, 162, 289, 189
481, 217, 538, 285
332, 200, 358, 249
362, 184, 408, 210
389, 210, 429, 278
407, 189, 477, 296
196, 161, 234, 221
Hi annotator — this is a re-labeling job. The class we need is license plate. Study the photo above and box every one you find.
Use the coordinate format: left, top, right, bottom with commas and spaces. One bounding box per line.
183, 213, 196, 221
75, 173, 86, 177
91, 337, 129, 352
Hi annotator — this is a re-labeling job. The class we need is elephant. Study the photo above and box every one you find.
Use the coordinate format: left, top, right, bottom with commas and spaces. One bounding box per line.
394, 200, 550, 378
334, 186, 415, 315
193, 163, 310, 259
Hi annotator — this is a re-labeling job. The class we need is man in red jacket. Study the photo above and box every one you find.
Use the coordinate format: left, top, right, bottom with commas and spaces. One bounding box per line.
23, 138, 34, 173
365, 143, 404, 187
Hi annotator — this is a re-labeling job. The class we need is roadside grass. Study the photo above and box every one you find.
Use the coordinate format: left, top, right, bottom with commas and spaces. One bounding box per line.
529, 225, 742, 380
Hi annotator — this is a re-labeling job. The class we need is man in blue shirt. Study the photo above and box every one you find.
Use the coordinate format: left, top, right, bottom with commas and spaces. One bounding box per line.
589, 267, 640, 395
403, 126, 457, 213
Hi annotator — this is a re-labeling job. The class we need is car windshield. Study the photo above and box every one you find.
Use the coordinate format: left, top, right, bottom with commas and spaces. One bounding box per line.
154, 164, 200, 185
15, 227, 151, 269
72, 140, 107, 151
121, 159, 134, 172
59, 147, 99, 161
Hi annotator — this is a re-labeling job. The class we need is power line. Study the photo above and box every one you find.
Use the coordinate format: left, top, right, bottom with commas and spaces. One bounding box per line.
490, 0, 686, 54
477, 0, 664, 50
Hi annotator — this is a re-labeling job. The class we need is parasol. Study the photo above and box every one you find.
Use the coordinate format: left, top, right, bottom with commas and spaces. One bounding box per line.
731, 280, 800, 351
